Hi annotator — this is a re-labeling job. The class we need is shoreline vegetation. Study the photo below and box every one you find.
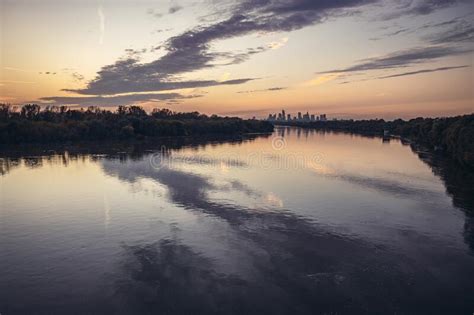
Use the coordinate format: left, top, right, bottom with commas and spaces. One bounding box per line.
1, 104, 472, 167
0, 104, 273, 144
275, 114, 474, 167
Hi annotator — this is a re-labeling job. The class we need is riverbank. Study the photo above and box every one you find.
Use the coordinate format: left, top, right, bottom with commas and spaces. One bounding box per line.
275, 114, 474, 167
0, 104, 274, 144
0, 133, 271, 160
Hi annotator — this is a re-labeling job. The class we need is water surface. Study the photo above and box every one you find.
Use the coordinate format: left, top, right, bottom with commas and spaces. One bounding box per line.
1, 127, 473, 314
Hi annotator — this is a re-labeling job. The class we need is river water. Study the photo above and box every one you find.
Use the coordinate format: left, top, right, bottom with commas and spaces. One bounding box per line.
1, 127, 473, 314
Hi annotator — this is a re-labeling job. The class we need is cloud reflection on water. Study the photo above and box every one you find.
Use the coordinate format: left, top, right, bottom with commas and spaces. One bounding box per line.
1, 130, 474, 313
99, 148, 474, 314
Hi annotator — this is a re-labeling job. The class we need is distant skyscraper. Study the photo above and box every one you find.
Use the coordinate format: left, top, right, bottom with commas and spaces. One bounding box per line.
303, 111, 310, 121
265, 110, 324, 123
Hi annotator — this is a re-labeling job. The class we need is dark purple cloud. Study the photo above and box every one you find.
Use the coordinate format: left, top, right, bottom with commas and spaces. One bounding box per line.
377, 65, 470, 79
319, 46, 472, 74
381, 0, 461, 19
40, 92, 201, 107
339, 65, 469, 83
427, 20, 474, 44
63, 76, 255, 96
60, 0, 467, 97
67, 0, 380, 96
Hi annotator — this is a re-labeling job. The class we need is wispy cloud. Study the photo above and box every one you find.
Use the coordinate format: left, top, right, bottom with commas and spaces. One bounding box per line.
339, 65, 469, 84
268, 37, 289, 50
40, 92, 201, 107
237, 87, 287, 94
426, 20, 474, 44
147, 8, 163, 18
371, 13, 473, 41
63, 76, 256, 95
303, 74, 340, 86
319, 46, 472, 74
71, 72, 85, 82
377, 65, 470, 79
147, 3, 183, 19
3, 66, 33, 73
419, 16, 463, 29
0, 80, 36, 84
380, 0, 462, 20
169, 4, 182, 14
49, 0, 468, 101
66, 0, 377, 96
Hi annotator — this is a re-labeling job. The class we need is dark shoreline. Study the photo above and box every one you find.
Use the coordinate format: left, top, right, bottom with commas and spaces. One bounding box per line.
0, 104, 274, 145
274, 113, 474, 168
0, 132, 272, 158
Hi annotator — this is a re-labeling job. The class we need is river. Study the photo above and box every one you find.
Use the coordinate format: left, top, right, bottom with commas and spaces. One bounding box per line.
1, 127, 473, 314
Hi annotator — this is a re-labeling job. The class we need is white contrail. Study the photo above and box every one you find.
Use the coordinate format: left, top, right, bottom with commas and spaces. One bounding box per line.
98, 4, 105, 45
3, 67, 31, 72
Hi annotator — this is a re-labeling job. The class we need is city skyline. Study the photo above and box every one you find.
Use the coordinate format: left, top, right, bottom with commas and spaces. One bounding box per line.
1, 0, 473, 119
267, 109, 327, 122
1, 2, 474, 311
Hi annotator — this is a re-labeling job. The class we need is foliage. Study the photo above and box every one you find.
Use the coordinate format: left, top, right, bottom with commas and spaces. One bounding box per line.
278, 114, 474, 167
0, 104, 273, 143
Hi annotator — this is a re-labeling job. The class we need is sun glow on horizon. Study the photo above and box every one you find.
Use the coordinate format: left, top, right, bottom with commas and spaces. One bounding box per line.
1, 0, 473, 119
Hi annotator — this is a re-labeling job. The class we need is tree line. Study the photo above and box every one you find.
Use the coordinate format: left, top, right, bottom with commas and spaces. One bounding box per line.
277, 114, 474, 167
0, 104, 273, 143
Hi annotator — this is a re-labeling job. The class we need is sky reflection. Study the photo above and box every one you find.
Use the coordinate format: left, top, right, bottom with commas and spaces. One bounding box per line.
1, 129, 474, 313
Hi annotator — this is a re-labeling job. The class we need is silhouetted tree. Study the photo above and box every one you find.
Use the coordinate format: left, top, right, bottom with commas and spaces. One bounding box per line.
20, 104, 41, 119
278, 114, 474, 167
0, 104, 274, 144
0, 104, 12, 120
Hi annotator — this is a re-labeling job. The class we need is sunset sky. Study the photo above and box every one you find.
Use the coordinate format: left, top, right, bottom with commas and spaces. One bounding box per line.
1, 0, 473, 119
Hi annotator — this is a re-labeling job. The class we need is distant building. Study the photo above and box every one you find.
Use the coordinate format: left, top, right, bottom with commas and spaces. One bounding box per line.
267, 113, 277, 121
303, 111, 310, 121
265, 109, 327, 122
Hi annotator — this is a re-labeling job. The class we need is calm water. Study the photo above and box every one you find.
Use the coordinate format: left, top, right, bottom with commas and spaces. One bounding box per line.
1, 127, 473, 314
